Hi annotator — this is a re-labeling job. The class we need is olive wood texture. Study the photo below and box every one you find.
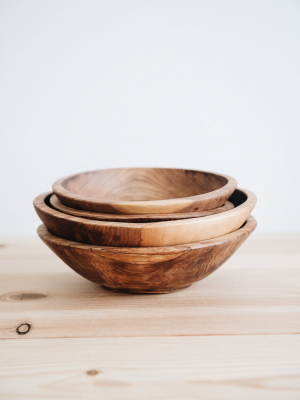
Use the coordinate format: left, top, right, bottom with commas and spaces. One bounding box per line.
37, 216, 257, 293
53, 168, 237, 214
34, 189, 256, 247
50, 194, 234, 222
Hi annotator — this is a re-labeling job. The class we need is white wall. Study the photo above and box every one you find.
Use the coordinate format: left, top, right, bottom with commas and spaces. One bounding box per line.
1, 0, 299, 236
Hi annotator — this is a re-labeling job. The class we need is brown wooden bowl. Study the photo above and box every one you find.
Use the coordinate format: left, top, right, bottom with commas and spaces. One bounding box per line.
34, 188, 256, 247
53, 168, 237, 214
37, 216, 257, 294
50, 194, 234, 222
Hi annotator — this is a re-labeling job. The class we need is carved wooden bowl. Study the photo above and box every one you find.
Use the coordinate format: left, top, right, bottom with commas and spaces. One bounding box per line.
34, 189, 256, 247
53, 168, 237, 214
38, 216, 257, 294
50, 194, 234, 222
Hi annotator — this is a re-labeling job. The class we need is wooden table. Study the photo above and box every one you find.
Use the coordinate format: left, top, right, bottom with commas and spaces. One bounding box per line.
0, 233, 300, 399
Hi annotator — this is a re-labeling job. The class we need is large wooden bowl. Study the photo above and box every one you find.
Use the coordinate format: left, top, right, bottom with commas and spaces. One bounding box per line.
34, 188, 256, 247
50, 194, 234, 222
37, 216, 257, 293
53, 168, 237, 214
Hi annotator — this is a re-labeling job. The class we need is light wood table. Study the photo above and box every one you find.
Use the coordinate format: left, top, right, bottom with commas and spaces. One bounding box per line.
0, 233, 299, 399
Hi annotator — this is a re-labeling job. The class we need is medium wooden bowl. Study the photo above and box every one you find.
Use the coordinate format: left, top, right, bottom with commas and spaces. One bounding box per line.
52, 168, 237, 214
34, 188, 256, 247
50, 194, 234, 222
37, 216, 257, 293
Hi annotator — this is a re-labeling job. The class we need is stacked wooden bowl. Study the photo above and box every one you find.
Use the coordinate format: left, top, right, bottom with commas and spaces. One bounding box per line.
34, 168, 257, 293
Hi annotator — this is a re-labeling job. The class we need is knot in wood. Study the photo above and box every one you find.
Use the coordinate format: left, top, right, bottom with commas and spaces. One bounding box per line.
86, 369, 100, 376
16, 323, 31, 335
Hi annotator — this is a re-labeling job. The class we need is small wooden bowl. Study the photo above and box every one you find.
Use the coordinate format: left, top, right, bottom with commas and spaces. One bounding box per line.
53, 168, 237, 214
50, 194, 234, 222
38, 216, 257, 293
34, 188, 256, 247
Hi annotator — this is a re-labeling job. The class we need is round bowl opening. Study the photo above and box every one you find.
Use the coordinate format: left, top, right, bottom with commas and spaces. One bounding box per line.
61, 168, 228, 202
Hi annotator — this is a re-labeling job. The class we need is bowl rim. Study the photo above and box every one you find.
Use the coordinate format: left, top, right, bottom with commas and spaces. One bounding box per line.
37, 215, 257, 252
50, 193, 235, 222
52, 167, 237, 214
34, 188, 257, 247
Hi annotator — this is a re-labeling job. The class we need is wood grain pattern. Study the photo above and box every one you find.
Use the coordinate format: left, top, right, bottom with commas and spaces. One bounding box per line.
2, 233, 300, 274
53, 168, 237, 214
36, 216, 256, 293
1, 234, 299, 400
50, 194, 234, 222
1, 336, 300, 399
34, 188, 256, 247
1, 251, 300, 339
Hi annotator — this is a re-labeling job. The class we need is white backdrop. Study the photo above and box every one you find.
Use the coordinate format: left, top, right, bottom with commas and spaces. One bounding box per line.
1, 0, 300, 236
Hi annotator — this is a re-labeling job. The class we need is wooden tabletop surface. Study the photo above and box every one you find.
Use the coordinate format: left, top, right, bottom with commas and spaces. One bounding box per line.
0, 233, 299, 399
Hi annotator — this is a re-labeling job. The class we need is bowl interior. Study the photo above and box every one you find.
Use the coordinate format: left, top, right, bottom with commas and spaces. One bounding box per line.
228, 189, 247, 207
61, 168, 228, 202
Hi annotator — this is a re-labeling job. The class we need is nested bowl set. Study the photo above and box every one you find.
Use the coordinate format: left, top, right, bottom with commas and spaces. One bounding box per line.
34, 168, 257, 293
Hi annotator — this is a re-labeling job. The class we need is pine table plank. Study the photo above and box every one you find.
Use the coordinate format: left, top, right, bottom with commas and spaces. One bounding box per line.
0, 234, 299, 399
1, 335, 300, 399
0, 265, 300, 339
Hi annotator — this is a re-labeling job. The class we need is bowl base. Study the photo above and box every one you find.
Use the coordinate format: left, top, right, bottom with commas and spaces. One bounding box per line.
101, 284, 191, 294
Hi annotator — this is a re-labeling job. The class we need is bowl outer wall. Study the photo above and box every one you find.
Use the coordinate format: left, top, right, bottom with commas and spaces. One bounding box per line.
37, 216, 257, 293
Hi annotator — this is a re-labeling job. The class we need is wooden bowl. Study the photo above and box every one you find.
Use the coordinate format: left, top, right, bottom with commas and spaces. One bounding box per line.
37, 216, 257, 293
50, 194, 234, 222
34, 188, 256, 247
52, 168, 237, 214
